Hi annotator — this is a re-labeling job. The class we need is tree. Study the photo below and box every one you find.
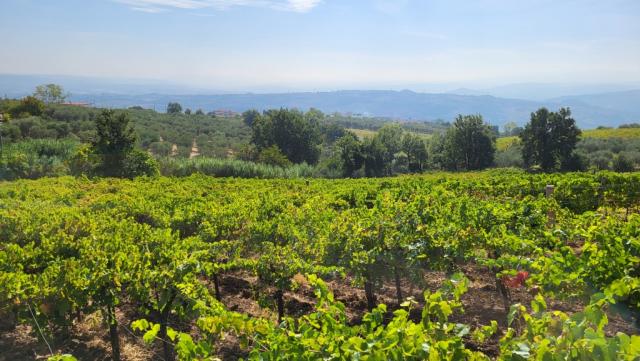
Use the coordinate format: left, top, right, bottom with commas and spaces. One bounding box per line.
392, 151, 409, 174
443, 114, 496, 170
427, 133, 448, 170
33, 84, 68, 104
320, 122, 346, 144
242, 109, 260, 127
336, 128, 428, 177
375, 124, 403, 175
520, 107, 581, 172
184, 108, 192, 115
251, 109, 322, 165
336, 132, 364, 177
619, 123, 640, 129
362, 137, 386, 177
92, 110, 137, 177
10, 96, 45, 117
166, 102, 182, 114
195, 109, 204, 116
503, 122, 523, 136
304, 108, 325, 124
402, 133, 428, 172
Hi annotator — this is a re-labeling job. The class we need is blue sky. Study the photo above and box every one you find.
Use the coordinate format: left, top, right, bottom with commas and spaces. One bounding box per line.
1, 0, 639, 91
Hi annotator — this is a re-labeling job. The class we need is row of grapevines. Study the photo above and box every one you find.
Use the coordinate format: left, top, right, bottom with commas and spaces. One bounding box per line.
0, 171, 637, 360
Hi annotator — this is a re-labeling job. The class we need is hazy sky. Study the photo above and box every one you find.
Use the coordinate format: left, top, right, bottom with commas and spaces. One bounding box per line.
1, 0, 639, 91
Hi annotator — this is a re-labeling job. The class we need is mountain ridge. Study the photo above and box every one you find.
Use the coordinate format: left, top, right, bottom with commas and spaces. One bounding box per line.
2, 74, 638, 128
67, 89, 638, 128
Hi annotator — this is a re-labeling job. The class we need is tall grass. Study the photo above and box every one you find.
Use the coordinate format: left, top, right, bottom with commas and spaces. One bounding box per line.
158, 157, 315, 178
0, 139, 79, 180
0, 140, 317, 180
2, 139, 79, 158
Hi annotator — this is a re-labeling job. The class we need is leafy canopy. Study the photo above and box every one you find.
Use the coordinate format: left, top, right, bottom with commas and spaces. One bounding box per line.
443, 114, 496, 171
33, 84, 68, 104
520, 107, 581, 172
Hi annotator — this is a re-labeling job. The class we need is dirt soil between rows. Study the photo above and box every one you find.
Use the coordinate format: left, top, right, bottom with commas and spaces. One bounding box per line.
1, 262, 638, 361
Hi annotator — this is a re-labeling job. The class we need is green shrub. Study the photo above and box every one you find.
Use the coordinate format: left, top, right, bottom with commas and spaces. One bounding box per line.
68, 144, 99, 176
495, 145, 524, 168
257, 145, 291, 167
612, 154, 634, 172
313, 154, 344, 178
0, 139, 78, 180
9, 96, 45, 118
158, 157, 314, 178
560, 152, 588, 172
0, 152, 29, 179
122, 149, 160, 178
0, 123, 21, 142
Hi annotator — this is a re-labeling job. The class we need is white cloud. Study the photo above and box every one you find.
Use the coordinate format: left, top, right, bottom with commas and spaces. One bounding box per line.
114, 0, 322, 13
282, 0, 322, 12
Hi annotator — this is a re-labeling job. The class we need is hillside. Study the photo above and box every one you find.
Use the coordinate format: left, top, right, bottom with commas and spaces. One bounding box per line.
550, 90, 640, 117
3, 75, 639, 128
0, 100, 252, 158
64, 90, 637, 128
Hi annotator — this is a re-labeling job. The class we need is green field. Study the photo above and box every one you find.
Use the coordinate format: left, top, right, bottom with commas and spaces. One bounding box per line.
497, 127, 640, 151
352, 126, 640, 152
583, 127, 640, 139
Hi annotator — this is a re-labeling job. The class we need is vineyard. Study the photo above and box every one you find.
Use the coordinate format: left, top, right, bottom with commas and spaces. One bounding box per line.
1, 170, 640, 360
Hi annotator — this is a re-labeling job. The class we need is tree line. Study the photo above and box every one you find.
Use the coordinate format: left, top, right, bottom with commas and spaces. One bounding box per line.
240, 107, 584, 177
0, 83, 622, 179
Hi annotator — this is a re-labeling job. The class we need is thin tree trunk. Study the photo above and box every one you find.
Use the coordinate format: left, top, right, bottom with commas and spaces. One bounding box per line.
490, 250, 511, 316
106, 305, 121, 361
213, 273, 221, 301
159, 291, 177, 361
275, 289, 285, 324
495, 275, 511, 314
159, 320, 173, 361
394, 267, 403, 305
364, 278, 377, 311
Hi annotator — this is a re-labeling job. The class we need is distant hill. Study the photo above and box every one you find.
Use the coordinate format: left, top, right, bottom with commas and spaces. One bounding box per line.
2, 74, 638, 128
448, 82, 640, 101
550, 90, 640, 119
70, 90, 539, 123
65, 90, 638, 128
